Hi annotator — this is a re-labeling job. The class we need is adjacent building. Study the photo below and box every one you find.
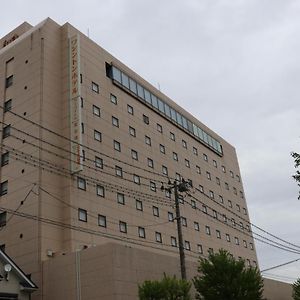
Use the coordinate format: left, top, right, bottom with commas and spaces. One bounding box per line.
0, 18, 258, 299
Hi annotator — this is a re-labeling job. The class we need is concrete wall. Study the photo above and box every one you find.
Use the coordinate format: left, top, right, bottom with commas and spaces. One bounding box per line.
263, 278, 293, 300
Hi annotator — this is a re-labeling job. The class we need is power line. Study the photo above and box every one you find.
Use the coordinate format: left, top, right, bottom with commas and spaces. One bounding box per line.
261, 257, 300, 273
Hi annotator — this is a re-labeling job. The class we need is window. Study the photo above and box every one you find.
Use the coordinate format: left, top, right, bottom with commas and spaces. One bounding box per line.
181, 217, 187, 227
182, 140, 187, 149
129, 126, 136, 137
170, 132, 175, 141
1, 152, 9, 166
92, 105, 100, 117
246, 225, 250, 232
203, 153, 208, 161
96, 185, 105, 197
236, 175, 240, 182
185, 159, 190, 168
81, 123, 84, 134
136, 200, 143, 211
92, 82, 99, 93
202, 205, 208, 215
235, 237, 239, 245
127, 104, 134, 115
115, 166, 123, 177
155, 232, 162, 243
2, 125, 10, 139
117, 193, 125, 205
165, 189, 171, 198
240, 191, 244, 198
5, 75, 13, 88
243, 208, 247, 215
194, 222, 200, 231
223, 214, 227, 222
226, 234, 231, 242
150, 181, 156, 192
168, 212, 174, 222
239, 222, 244, 230
216, 230, 221, 239
250, 242, 254, 250
153, 206, 159, 217
81, 97, 84, 108
175, 173, 181, 181
178, 195, 184, 204
157, 123, 163, 133
225, 182, 229, 190
133, 174, 140, 185
196, 165, 201, 174
143, 114, 149, 124
193, 147, 198, 156
131, 150, 138, 160
159, 144, 165, 154
95, 157, 103, 169
98, 215, 106, 227
243, 240, 247, 248
147, 158, 154, 168
171, 236, 177, 247
230, 171, 234, 178
219, 195, 224, 203
213, 210, 217, 219
4, 99, 12, 112
185, 241, 191, 251
162, 165, 168, 175
112, 116, 119, 127
77, 177, 86, 190
222, 165, 226, 173
138, 227, 146, 238
209, 190, 214, 199
191, 200, 196, 209
231, 218, 236, 226
119, 221, 127, 233
78, 208, 87, 222
208, 248, 214, 254
206, 172, 211, 180
94, 130, 102, 142
233, 187, 237, 195
199, 185, 204, 193
236, 204, 240, 212
205, 225, 211, 235
173, 152, 178, 161
145, 135, 151, 146
0, 212, 7, 227
197, 244, 203, 254
114, 140, 121, 152
110, 94, 117, 104
216, 177, 220, 185
228, 200, 232, 208
213, 160, 217, 167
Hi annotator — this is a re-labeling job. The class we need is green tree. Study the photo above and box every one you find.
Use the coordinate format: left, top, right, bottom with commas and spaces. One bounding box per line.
138, 273, 191, 300
293, 278, 300, 300
291, 152, 300, 200
193, 249, 264, 300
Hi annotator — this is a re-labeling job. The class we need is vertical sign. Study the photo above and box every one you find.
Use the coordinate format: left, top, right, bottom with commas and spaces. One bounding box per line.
69, 35, 83, 173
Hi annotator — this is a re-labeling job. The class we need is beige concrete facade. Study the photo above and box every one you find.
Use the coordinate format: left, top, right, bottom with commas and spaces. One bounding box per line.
0, 18, 261, 299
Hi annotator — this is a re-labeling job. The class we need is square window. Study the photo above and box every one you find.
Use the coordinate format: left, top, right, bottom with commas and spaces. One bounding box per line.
77, 177, 86, 190
157, 123, 163, 133
95, 156, 103, 168
93, 105, 100, 117
153, 206, 159, 217
181, 217, 187, 227
98, 215, 106, 227
127, 104, 134, 115
168, 212, 174, 222
145, 135, 151, 146
171, 236, 177, 247
96, 185, 105, 197
193, 147, 198, 155
159, 144, 165, 154
115, 166, 123, 177
150, 181, 156, 192
185, 159, 190, 168
110, 94, 117, 104
155, 232, 162, 243
205, 226, 211, 235
162, 165, 168, 175
147, 158, 154, 168
114, 140, 121, 152
203, 153, 208, 161
78, 208, 87, 222
182, 140, 187, 149
197, 244, 203, 254
117, 193, 125, 205
136, 200, 143, 211
2, 125, 11, 139
194, 222, 200, 231
170, 132, 175, 141
133, 175, 140, 185
94, 130, 102, 142
173, 152, 178, 161
206, 172, 211, 180
143, 114, 149, 124
185, 241, 191, 251
216, 230, 221, 239
213, 160, 217, 167
191, 200, 196, 209
131, 150, 138, 160
0, 212, 7, 227
112, 116, 119, 127
138, 227, 145, 238
129, 126, 136, 137
92, 82, 99, 93
4, 99, 12, 112
119, 221, 127, 233
1, 152, 9, 167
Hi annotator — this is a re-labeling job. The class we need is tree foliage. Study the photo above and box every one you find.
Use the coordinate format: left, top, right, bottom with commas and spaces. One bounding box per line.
138, 273, 191, 300
293, 278, 300, 300
193, 249, 265, 300
291, 152, 300, 200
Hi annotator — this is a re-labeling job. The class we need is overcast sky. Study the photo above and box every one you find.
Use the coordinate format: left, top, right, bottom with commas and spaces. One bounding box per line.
1, 0, 300, 283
